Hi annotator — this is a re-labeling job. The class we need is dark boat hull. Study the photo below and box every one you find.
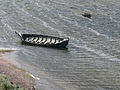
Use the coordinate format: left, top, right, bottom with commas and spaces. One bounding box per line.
21, 40, 68, 48
16, 32, 69, 48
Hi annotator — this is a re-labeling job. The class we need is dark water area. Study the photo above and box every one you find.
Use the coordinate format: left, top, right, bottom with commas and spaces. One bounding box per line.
0, 0, 120, 90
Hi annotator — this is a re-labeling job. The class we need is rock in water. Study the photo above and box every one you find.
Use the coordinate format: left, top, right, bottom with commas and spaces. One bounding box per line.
82, 13, 91, 18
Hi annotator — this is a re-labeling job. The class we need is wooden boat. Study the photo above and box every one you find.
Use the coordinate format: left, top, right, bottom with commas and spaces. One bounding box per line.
15, 31, 69, 48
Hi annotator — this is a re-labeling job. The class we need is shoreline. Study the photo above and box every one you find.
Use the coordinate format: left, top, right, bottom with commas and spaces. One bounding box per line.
0, 51, 35, 90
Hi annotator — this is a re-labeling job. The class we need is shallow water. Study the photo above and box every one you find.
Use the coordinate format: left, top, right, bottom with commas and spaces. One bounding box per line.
0, 0, 120, 90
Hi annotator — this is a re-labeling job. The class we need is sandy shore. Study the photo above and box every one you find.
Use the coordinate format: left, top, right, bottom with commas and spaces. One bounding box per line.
0, 53, 35, 90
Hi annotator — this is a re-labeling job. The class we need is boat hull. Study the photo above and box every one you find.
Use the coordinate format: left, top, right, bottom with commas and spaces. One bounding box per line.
16, 32, 69, 48
21, 40, 68, 48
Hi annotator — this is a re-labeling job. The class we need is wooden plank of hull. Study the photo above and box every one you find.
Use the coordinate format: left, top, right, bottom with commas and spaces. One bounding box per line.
55, 39, 60, 44
44, 38, 51, 44
50, 38, 56, 44
41, 37, 47, 44
36, 37, 43, 44
33, 37, 39, 42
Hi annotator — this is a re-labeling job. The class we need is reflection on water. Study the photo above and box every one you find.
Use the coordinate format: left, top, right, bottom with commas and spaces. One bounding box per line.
0, 0, 120, 90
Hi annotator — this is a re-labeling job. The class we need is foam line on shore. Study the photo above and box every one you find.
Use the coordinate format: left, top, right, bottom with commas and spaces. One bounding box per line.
26, 72, 40, 80
0, 48, 18, 52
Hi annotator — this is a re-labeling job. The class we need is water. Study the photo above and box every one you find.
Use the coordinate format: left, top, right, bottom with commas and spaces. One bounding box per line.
0, 0, 120, 90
